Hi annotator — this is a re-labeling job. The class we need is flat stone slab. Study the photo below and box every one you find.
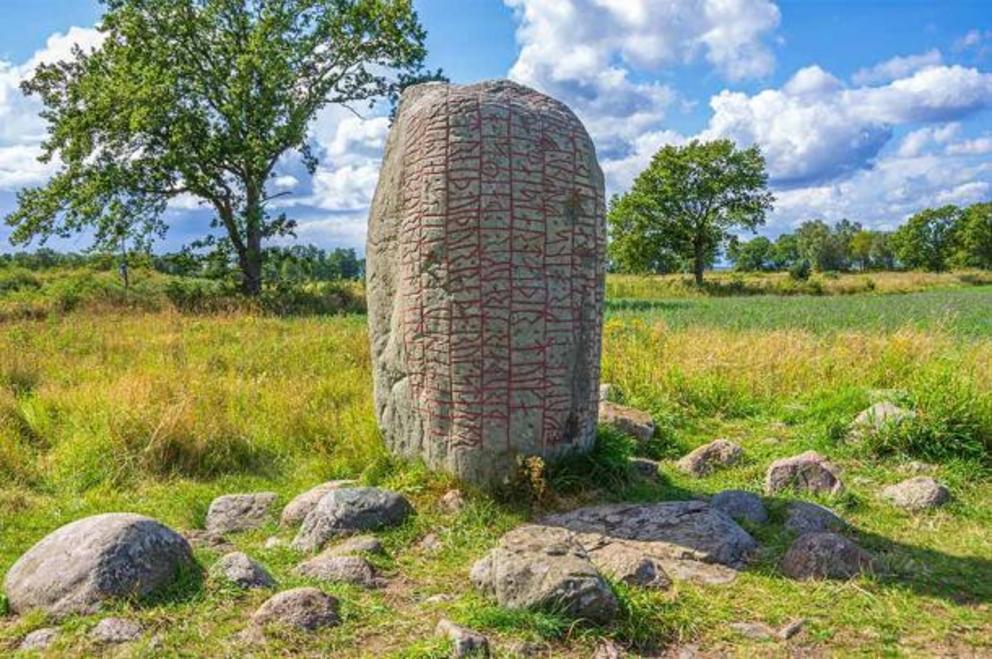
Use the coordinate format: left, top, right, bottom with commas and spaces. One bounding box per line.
881, 477, 950, 511
206, 492, 278, 534
3, 513, 194, 617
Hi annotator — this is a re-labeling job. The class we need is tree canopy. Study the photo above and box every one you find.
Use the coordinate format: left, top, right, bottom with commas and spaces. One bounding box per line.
607, 139, 774, 283
892, 205, 962, 272
5, 0, 430, 294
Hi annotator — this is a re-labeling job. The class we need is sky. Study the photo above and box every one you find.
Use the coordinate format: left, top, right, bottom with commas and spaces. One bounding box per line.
1, 0, 991, 254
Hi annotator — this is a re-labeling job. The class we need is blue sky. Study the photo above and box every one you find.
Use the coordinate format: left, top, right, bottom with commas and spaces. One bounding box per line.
1, 0, 991, 254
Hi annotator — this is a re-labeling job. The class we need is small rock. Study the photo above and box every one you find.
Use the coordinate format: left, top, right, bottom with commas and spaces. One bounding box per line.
677, 439, 744, 477
325, 534, 385, 556
19, 628, 59, 651
764, 451, 844, 496
900, 460, 935, 474
182, 529, 237, 554
296, 554, 379, 588
291, 487, 413, 552
210, 552, 275, 589
599, 383, 619, 402
593, 639, 624, 658
264, 536, 285, 549
629, 457, 661, 479
881, 477, 950, 511
505, 641, 547, 656
729, 621, 774, 640
710, 490, 768, 524
850, 402, 915, 439
419, 532, 443, 553
778, 618, 805, 640
470, 525, 617, 622
90, 617, 142, 644
280, 480, 357, 527
250, 588, 340, 631
436, 618, 490, 657
781, 532, 874, 580
206, 492, 278, 534
440, 489, 467, 513
3, 513, 193, 617
785, 501, 845, 535
599, 401, 655, 443
424, 593, 454, 604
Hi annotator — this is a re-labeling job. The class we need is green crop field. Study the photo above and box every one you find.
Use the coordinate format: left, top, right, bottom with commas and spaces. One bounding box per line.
1, 272, 990, 657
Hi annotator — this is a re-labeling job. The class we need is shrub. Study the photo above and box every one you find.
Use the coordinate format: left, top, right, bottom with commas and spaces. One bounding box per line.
789, 259, 812, 281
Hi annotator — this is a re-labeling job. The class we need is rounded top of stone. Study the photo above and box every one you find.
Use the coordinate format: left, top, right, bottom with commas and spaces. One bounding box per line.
397, 78, 582, 126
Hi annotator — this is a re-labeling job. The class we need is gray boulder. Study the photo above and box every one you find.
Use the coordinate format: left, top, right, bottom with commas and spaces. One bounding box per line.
280, 480, 357, 527
19, 628, 60, 651
784, 501, 845, 535
677, 439, 744, 477
206, 492, 278, 534
436, 618, 490, 658
628, 457, 661, 480
3, 513, 194, 617
710, 490, 768, 524
90, 617, 142, 644
781, 532, 874, 580
210, 551, 275, 589
292, 487, 412, 552
881, 477, 950, 511
250, 587, 340, 631
367, 80, 606, 486
587, 541, 672, 589
296, 554, 379, 588
764, 451, 844, 496
470, 525, 618, 622
599, 402, 655, 443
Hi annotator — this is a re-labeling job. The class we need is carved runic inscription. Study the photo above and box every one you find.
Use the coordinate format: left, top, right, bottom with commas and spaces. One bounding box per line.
367, 80, 606, 485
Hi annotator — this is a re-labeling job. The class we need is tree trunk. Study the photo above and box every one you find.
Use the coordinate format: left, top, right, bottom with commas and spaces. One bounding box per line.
693, 241, 705, 285
239, 192, 264, 297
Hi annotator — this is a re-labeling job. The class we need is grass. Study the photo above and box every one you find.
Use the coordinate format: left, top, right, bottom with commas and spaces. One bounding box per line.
1, 272, 991, 656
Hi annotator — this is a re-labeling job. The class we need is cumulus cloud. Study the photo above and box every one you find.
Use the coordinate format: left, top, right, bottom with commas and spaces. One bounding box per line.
946, 135, 992, 156
0, 27, 104, 190
701, 64, 992, 186
851, 49, 942, 86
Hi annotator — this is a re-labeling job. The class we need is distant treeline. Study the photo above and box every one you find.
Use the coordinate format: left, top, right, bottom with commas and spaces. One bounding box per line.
0, 244, 365, 283
727, 202, 992, 275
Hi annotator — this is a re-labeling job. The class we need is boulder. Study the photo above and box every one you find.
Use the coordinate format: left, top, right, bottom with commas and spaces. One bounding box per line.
881, 477, 950, 511
3, 513, 194, 617
729, 621, 774, 641
710, 490, 768, 524
280, 480, 357, 527
677, 440, 744, 477
181, 529, 236, 554
296, 554, 379, 588
250, 588, 340, 631
784, 501, 845, 535
367, 80, 607, 486
850, 402, 915, 438
436, 618, 490, 658
599, 402, 655, 443
90, 617, 142, 644
209, 552, 275, 589
206, 492, 278, 534
764, 451, 844, 496
470, 525, 617, 622
19, 628, 60, 651
781, 532, 874, 580
291, 487, 413, 552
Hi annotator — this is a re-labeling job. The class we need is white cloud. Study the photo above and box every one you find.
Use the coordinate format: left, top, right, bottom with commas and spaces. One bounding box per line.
701, 64, 992, 186
946, 135, 992, 156
0, 27, 104, 190
851, 49, 942, 86
895, 123, 960, 158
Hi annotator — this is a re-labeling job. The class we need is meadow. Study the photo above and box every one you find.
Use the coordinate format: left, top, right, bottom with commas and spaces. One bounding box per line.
1, 269, 991, 656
